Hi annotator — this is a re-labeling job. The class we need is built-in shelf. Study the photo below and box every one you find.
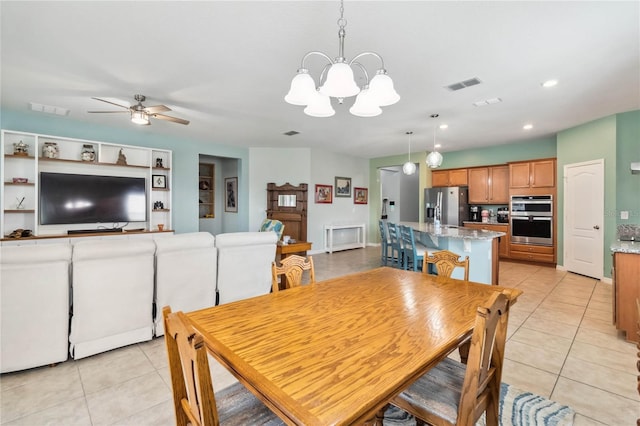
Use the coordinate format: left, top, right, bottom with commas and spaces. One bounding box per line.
4, 209, 35, 213
39, 157, 149, 169
4, 182, 35, 186
153, 209, 170, 212
152, 188, 170, 192
4, 154, 34, 159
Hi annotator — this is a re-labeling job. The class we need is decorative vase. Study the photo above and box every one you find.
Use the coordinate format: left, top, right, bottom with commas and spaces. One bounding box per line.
13, 141, 29, 156
81, 144, 96, 162
42, 142, 59, 159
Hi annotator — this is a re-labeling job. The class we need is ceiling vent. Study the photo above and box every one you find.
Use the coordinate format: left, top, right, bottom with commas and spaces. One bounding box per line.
445, 77, 482, 91
283, 130, 300, 136
29, 102, 70, 116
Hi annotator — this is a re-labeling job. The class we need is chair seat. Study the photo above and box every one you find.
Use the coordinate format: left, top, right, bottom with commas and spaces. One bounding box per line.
395, 357, 465, 425
216, 382, 284, 425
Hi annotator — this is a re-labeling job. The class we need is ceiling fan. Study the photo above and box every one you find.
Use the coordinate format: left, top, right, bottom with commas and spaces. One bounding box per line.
88, 94, 189, 125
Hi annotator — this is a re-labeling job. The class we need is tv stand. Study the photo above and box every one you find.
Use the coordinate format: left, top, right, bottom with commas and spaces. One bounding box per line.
68, 228, 123, 235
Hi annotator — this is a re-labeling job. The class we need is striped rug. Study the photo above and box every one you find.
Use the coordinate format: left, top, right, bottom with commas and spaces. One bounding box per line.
384, 382, 575, 426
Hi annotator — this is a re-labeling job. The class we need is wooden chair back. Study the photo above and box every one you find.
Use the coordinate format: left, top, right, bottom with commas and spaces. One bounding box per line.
163, 306, 218, 426
271, 254, 315, 292
459, 291, 510, 424
423, 249, 470, 281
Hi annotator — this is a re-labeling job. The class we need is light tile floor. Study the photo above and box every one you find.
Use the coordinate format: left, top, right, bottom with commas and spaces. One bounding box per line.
1, 247, 639, 425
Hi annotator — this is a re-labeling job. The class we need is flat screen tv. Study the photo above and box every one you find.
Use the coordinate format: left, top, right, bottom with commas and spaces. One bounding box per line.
39, 172, 147, 225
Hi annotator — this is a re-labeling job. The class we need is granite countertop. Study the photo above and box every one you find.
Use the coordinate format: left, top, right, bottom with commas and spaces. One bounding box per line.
400, 221, 505, 240
610, 241, 640, 254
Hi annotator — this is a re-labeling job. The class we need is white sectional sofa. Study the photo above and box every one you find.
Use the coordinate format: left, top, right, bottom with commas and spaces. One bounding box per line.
0, 231, 277, 372
1, 243, 72, 373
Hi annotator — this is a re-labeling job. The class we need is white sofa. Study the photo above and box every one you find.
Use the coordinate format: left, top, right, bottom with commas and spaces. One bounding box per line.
0, 231, 278, 370
1, 243, 72, 373
69, 239, 156, 359
154, 232, 216, 336
215, 231, 277, 305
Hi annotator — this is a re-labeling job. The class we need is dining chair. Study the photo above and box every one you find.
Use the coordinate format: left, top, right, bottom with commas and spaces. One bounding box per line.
163, 306, 283, 426
423, 249, 470, 281
399, 225, 432, 272
386, 222, 404, 268
390, 291, 510, 426
378, 219, 393, 266
271, 254, 315, 292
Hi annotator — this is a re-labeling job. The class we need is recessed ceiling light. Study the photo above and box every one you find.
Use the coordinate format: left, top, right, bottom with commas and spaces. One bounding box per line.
283, 130, 300, 136
434, 144, 442, 149
541, 79, 558, 88
439, 124, 448, 130
523, 124, 533, 130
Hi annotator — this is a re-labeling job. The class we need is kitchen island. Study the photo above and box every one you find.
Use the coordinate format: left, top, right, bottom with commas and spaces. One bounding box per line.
610, 240, 640, 342
399, 221, 505, 285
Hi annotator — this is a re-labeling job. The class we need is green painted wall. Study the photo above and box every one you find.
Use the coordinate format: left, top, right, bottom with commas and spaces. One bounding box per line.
1, 109, 250, 233
556, 115, 617, 278
616, 110, 640, 224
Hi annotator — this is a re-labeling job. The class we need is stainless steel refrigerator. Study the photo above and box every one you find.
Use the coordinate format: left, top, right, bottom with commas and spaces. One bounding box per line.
424, 187, 469, 226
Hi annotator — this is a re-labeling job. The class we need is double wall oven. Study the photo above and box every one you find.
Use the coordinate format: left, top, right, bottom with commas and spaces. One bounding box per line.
510, 195, 553, 246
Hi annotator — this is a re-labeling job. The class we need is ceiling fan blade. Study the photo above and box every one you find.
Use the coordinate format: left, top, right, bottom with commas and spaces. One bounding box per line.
88, 110, 129, 113
144, 105, 171, 114
152, 113, 190, 125
91, 97, 130, 110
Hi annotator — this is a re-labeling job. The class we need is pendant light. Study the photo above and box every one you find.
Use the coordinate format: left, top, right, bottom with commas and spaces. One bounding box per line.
402, 131, 416, 175
426, 114, 443, 168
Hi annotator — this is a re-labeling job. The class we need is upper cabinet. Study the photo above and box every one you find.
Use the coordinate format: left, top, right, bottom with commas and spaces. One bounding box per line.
431, 168, 467, 187
468, 165, 509, 204
509, 159, 556, 189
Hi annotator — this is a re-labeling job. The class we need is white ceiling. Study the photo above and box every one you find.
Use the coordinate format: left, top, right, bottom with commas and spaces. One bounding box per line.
1, 1, 638, 159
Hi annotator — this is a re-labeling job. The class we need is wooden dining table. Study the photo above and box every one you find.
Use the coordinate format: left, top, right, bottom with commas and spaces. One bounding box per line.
186, 266, 522, 426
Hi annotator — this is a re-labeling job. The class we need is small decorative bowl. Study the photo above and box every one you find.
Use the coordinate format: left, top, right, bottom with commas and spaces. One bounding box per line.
12, 177, 28, 183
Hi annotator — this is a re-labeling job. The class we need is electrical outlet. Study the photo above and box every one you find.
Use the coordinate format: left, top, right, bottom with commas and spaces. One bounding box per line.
621, 211, 629, 220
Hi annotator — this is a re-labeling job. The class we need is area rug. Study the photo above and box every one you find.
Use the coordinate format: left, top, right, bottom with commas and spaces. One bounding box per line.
383, 382, 575, 426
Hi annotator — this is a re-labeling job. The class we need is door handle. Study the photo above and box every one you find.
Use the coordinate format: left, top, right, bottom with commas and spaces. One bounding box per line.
593, 225, 600, 230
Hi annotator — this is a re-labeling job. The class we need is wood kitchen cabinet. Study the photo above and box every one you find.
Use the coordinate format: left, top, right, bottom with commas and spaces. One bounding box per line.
468, 166, 509, 204
464, 223, 509, 258
509, 159, 556, 189
431, 168, 467, 187
612, 252, 640, 343
508, 243, 554, 263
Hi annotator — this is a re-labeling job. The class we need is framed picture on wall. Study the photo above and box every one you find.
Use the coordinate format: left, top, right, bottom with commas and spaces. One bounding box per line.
315, 184, 333, 204
225, 177, 238, 212
335, 176, 351, 198
354, 187, 368, 204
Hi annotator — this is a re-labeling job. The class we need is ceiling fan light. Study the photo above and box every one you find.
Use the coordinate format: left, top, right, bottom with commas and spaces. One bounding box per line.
131, 110, 149, 125
319, 62, 360, 98
349, 89, 382, 117
426, 151, 443, 169
304, 91, 335, 117
402, 161, 416, 175
285, 70, 316, 106
369, 72, 400, 106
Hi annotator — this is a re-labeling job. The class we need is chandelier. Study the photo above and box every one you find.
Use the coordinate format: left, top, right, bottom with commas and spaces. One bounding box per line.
426, 114, 443, 168
284, 0, 400, 117
402, 131, 416, 175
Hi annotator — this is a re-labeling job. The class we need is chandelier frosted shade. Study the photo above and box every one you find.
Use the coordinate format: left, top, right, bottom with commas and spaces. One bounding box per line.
304, 91, 335, 117
426, 151, 443, 168
402, 161, 416, 175
349, 89, 382, 117
131, 110, 149, 125
284, 71, 316, 105
369, 72, 400, 106
319, 62, 361, 98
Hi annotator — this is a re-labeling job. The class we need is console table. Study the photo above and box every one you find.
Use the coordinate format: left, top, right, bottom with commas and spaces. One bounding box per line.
323, 224, 366, 253
276, 241, 312, 259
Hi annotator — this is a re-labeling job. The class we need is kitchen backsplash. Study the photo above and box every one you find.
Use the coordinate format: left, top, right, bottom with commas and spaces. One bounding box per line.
617, 224, 640, 240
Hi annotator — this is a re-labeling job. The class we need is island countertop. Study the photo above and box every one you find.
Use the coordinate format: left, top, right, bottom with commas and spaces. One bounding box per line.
610, 241, 640, 254
400, 221, 505, 240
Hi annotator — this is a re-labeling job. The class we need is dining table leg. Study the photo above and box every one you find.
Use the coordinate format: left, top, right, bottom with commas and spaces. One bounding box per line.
362, 404, 388, 426
458, 340, 470, 364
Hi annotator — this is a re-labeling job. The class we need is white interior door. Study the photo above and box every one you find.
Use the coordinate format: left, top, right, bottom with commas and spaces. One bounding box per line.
563, 159, 604, 279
